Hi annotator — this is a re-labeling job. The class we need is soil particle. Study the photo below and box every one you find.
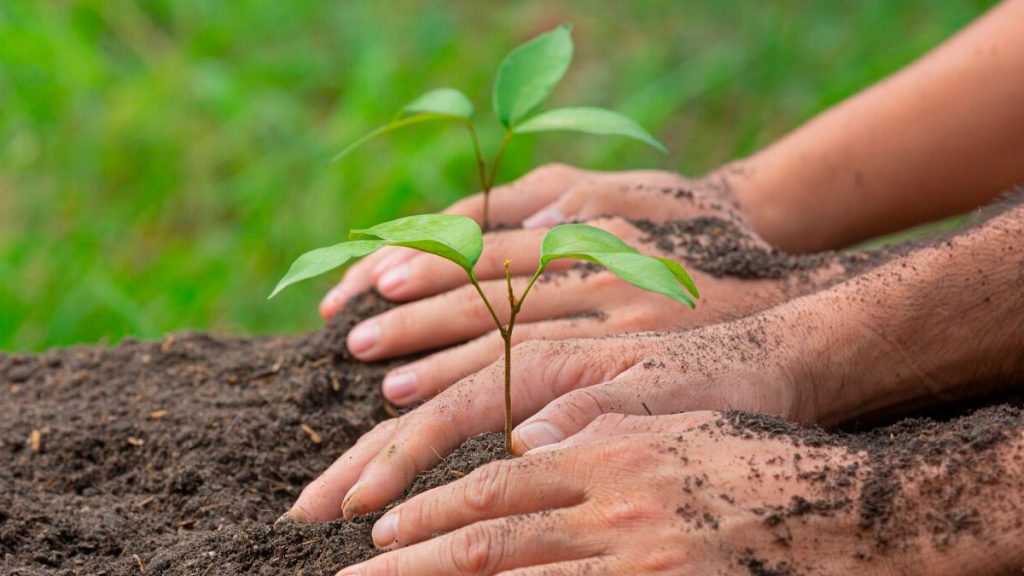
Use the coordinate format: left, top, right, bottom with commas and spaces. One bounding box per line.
631, 217, 887, 281
724, 405, 1024, 551
738, 549, 794, 576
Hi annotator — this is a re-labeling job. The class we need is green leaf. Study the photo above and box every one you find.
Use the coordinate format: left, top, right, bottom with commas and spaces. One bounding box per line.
350, 214, 482, 274
399, 88, 474, 120
493, 24, 573, 127
333, 89, 474, 162
269, 240, 385, 299
540, 224, 697, 308
270, 214, 483, 299
514, 107, 668, 154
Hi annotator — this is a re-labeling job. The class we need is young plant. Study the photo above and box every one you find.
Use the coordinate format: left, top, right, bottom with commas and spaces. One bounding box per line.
333, 24, 667, 230
269, 214, 699, 453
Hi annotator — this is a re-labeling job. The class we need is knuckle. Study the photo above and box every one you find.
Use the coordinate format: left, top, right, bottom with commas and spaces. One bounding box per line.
589, 412, 632, 432
359, 417, 399, 444
558, 388, 614, 429
635, 547, 684, 571
462, 461, 508, 513
592, 499, 652, 528
448, 525, 498, 574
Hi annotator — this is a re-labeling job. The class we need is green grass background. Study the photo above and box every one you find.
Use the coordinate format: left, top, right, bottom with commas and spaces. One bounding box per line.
0, 1, 996, 352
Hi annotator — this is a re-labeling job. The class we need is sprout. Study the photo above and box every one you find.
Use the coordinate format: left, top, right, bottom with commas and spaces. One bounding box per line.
332, 25, 666, 230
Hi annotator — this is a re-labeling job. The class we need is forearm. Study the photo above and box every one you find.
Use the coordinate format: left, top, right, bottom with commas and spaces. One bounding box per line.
721, 0, 1024, 252
803, 199, 1024, 425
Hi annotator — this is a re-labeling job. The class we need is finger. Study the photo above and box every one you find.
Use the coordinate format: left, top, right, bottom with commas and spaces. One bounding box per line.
340, 339, 643, 518
511, 365, 695, 453
283, 418, 399, 523
527, 412, 718, 455
319, 249, 395, 320
381, 316, 618, 406
372, 450, 586, 547
339, 508, 600, 576
375, 228, 572, 301
444, 163, 589, 226
522, 180, 630, 229
497, 558, 619, 576
346, 273, 599, 361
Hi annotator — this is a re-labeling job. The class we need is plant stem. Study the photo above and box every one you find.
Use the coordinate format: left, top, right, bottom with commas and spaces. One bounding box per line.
480, 130, 513, 232
488, 131, 513, 191
502, 330, 512, 453
468, 272, 503, 335
502, 259, 517, 454
465, 123, 492, 231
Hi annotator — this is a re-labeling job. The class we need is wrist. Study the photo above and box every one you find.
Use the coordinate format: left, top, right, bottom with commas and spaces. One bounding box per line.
770, 283, 917, 426
702, 155, 803, 252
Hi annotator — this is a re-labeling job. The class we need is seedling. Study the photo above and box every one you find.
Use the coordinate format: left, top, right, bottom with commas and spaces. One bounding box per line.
333, 24, 667, 230
269, 214, 699, 453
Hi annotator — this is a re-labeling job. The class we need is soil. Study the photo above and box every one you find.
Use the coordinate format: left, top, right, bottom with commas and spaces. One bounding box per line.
631, 217, 887, 281
2, 216, 1021, 575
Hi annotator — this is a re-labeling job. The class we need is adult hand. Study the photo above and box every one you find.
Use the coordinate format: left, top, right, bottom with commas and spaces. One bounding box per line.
283, 314, 819, 523
319, 163, 748, 320
338, 414, 881, 576
340, 214, 841, 407
342, 410, 1024, 575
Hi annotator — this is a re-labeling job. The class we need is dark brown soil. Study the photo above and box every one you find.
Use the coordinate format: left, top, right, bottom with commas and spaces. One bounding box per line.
723, 405, 1024, 551
631, 217, 887, 281
2, 217, 1021, 574
1, 292, 505, 575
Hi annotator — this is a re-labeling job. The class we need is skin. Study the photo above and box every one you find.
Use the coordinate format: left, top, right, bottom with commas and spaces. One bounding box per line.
338, 413, 1024, 575
286, 198, 1024, 525
320, 1, 1024, 406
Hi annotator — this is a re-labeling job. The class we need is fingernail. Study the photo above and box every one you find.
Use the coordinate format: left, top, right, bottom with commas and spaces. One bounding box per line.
514, 422, 565, 451
274, 511, 298, 526
377, 264, 409, 295
382, 371, 417, 403
371, 512, 399, 547
341, 482, 363, 519
320, 286, 350, 317
522, 206, 564, 229
347, 322, 379, 355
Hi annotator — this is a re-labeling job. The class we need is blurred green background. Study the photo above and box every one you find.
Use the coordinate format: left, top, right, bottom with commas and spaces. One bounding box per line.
0, 1, 996, 352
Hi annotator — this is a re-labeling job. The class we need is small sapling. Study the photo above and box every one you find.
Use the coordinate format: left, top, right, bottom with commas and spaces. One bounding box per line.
270, 214, 699, 453
332, 24, 667, 230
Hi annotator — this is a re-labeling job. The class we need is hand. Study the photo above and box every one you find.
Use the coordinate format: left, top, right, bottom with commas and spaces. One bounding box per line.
344, 409, 1024, 575
340, 213, 842, 407
338, 413, 893, 576
283, 315, 818, 523
319, 163, 749, 320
